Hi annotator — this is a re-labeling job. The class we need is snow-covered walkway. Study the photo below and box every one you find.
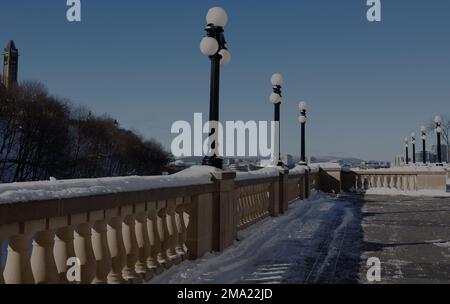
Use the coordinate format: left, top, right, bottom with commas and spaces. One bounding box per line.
150, 193, 361, 284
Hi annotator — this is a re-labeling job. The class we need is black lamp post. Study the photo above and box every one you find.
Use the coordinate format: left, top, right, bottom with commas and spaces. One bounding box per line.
404, 137, 409, 165
200, 7, 231, 169
270, 73, 284, 167
421, 126, 427, 164
298, 101, 307, 165
435, 115, 443, 166
411, 132, 416, 164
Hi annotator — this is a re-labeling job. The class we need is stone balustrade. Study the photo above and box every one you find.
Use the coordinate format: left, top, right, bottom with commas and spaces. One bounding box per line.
342, 168, 448, 193
0, 166, 318, 284
1, 164, 445, 284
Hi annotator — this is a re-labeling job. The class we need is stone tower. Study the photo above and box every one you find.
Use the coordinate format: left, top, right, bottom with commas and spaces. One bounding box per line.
2, 40, 19, 89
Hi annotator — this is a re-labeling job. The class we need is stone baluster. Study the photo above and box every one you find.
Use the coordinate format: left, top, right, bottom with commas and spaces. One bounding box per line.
147, 207, 165, 274
175, 202, 187, 259
91, 220, 111, 284
166, 199, 182, 265
74, 223, 96, 284
396, 175, 402, 189
122, 214, 141, 283
4, 235, 34, 284
243, 190, 250, 224
106, 217, 126, 284
30, 230, 59, 284
54, 226, 76, 283
390, 176, 395, 189
135, 212, 153, 281
157, 207, 173, 268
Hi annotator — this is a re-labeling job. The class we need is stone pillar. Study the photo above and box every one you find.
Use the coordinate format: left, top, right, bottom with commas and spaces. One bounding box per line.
106, 217, 126, 284
185, 193, 214, 260
278, 169, 289, 214
74, 223, 96, 284
54, 226, 76, 283
91, 221, 111, 284
4, 235, 34, 284
304, 168, 311, 198
31, 230, 59, 283
269, 177, 280, 217
122, 214, 141, 283
211, 171, 237, 252
135, 212, 153, 281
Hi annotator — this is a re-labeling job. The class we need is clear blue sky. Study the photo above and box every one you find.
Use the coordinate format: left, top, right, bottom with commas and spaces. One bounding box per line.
1, 0, 449, 161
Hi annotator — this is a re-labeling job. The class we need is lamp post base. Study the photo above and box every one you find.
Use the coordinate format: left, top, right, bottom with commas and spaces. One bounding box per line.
298, 161, 307, 166
202, 156, 223, 169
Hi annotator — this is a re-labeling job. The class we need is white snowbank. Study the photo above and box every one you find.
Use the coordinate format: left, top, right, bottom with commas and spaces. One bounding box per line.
236, 167, 281, 181
309, 164, 320, 173
289, 165, 307, 175
364, 188, 450, 198
0, 166, 219, 205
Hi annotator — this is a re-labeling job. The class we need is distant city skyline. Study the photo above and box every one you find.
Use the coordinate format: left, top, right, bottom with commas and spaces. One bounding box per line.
1, 0, 450, 161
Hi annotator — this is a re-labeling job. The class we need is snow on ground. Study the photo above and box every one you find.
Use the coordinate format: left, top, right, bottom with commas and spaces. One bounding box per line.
0, 166, 219, 205
364, 188, 450, 198
149, 192, 361, 284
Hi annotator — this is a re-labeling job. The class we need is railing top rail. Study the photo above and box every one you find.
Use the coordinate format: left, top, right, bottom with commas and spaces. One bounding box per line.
0, 183, 215, 226
343, 168, 447, 176
0, 166, 219, 206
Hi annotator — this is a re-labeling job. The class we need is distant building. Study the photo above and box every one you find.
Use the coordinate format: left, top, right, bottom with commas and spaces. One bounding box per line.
415, 151, 433, 164
393, 155, 406, 167
431, 144, 449, 163
2, 40, 19, 89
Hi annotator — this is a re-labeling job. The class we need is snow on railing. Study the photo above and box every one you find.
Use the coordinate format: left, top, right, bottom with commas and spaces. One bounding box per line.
0, 166, 219, 205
